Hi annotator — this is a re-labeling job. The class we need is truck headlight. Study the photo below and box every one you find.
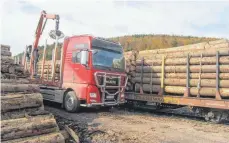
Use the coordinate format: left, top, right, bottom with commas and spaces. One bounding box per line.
90, 93, 97, 98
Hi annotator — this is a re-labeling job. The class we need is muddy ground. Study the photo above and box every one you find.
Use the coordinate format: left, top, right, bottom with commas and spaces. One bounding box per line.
44, 103, 229, 143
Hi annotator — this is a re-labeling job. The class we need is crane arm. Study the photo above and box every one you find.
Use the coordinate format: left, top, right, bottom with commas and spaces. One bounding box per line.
29, 10, 60, 77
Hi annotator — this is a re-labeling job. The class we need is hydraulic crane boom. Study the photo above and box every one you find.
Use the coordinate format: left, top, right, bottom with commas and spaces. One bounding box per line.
28, 10, 60, 77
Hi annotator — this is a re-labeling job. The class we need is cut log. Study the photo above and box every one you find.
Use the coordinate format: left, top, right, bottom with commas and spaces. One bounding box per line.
125, 65, 136, 72
0, 44, 10, 51
134, 73, 161, 78
37, 66, 60, 70
1, 115, 59, 141
1, 65, 24, 74
8, 65, 24, 74
139, 42, 208, 55
1, 73, 17, 79
134, 73, 229, 79
136, 65, 229, 73
1, 93, 43, 112
60, 130, 70, 141
135, 84, 160, 93
137, 49, 229, 60
64, 125, 79, 143
1, 65, 10, 73
139, 42, 228, 56
1, 84, 40, 93
1, 50, 12, 57
1, 79, 30, 84
165, 86, 229, 97
135, 84, 229, 97
38, 60, 61, 65
133, 77, 229, 87
136, 56, 229, 66
2, 132, 65, 143
37, 69, 60, 74
1, 107, 49, 120
1, 56, 14, 65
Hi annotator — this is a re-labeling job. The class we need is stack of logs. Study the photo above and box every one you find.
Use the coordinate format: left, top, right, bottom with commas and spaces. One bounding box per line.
125, 51, 139, 91
1, 44, 65, 142
1, 45, 29, 79
37, 60, 61, 81
124, 39, 229, 98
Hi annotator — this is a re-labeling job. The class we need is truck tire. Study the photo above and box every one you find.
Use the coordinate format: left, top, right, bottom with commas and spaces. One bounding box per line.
64, 91, 80, 112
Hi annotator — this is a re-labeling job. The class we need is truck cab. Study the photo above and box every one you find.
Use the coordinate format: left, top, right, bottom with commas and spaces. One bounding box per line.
40, 35, 127, 112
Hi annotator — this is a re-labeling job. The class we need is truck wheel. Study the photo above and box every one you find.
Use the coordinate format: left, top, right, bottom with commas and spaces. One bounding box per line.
64, 91, 80, 112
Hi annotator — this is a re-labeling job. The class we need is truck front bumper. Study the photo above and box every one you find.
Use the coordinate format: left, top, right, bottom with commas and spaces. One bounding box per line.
80, 101, 125, 107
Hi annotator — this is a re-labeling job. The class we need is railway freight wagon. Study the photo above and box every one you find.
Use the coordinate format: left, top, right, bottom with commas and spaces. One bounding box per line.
124, 39, 229, 123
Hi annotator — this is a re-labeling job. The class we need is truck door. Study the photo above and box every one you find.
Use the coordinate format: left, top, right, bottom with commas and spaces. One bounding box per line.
71, 49, 90, 84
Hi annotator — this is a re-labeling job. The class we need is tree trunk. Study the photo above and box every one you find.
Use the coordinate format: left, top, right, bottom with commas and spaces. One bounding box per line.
135, 84, 229, 97
1, 132, 65, 143
136, 65, 229, 73
134, 72, 229, 79
1, 84, 40, 93
133, 77, 229, 87
136, 56, 229, 66
1, 115, 59, 141
1, 93, 43, 112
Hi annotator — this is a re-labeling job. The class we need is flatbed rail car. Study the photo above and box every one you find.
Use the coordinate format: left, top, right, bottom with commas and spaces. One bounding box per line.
124, 39, 229, 123
125, 93, 229, 120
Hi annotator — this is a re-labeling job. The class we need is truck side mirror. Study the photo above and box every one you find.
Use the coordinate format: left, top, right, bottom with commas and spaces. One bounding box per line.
80, 50, 88, 66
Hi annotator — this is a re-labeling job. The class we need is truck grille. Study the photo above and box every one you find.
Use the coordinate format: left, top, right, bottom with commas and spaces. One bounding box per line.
96, 75, 119, 86
94, 71, 127, 104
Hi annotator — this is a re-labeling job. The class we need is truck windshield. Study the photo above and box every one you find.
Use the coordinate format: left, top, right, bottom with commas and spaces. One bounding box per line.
92, 39, 125, 71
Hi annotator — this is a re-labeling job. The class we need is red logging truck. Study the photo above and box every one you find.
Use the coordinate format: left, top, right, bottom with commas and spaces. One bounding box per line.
24, 11, 127, 112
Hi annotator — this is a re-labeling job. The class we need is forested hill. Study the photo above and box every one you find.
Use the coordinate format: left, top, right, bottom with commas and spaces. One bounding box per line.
111, 34, 218, 52
15, 34, 219, 60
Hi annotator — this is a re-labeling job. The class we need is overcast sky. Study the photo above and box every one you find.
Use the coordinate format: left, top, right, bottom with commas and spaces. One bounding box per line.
1, 0, 229, 55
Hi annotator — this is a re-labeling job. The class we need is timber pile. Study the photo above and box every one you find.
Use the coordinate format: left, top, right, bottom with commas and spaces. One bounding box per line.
124, 39, 229, 98
1, 45, 29, 79
1, 45, 65, 142
37, 60, 61, 81
125, 51, 138, 91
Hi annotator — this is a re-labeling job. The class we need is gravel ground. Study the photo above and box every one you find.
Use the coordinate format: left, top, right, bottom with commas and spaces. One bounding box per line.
44, 103, 229, 143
